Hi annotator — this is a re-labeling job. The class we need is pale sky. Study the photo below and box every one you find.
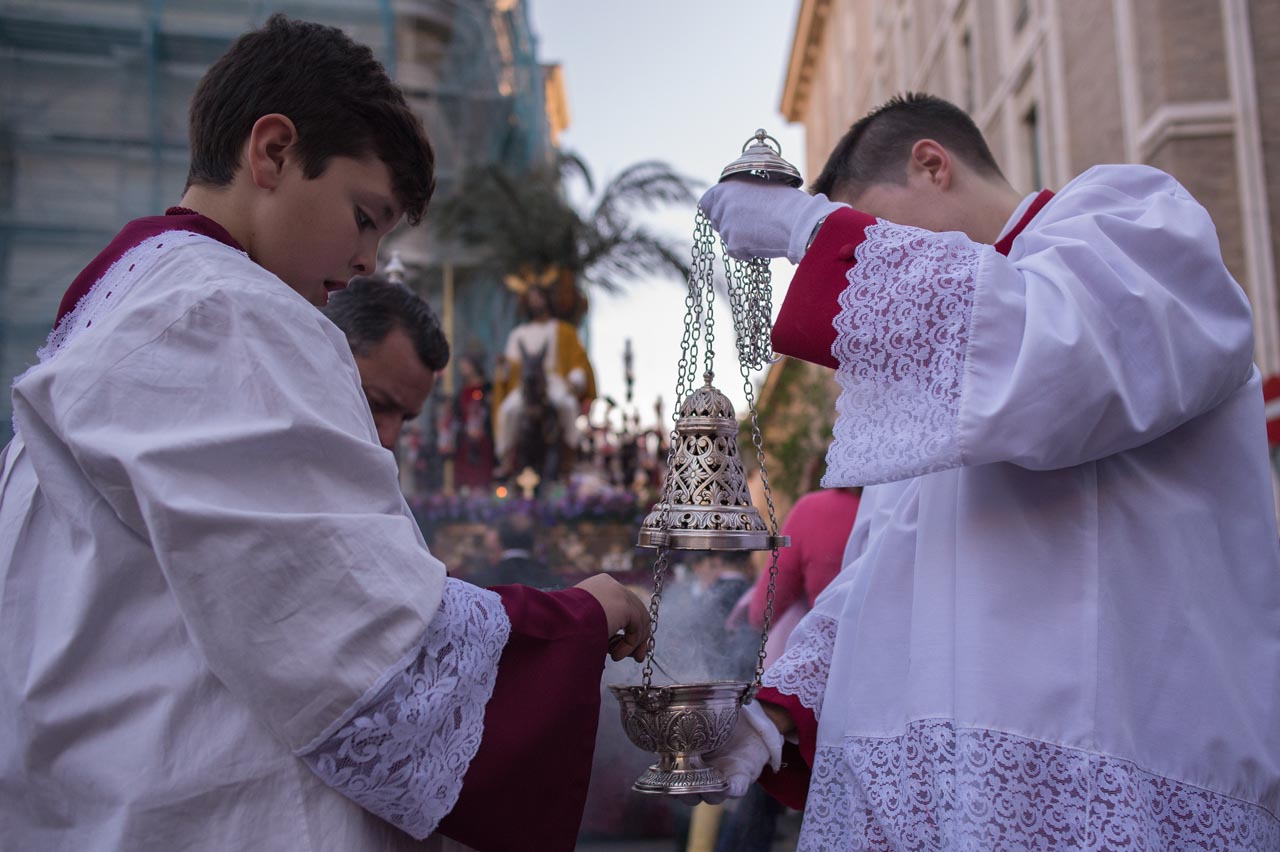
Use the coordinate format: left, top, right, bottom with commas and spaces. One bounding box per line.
527, 1, 805, 430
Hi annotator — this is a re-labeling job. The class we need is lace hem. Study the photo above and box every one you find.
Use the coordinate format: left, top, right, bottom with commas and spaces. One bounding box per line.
822, 221, 982, 487
799, 719, 1280, 851
761, 614, 837, 718
302, 579, 511, 840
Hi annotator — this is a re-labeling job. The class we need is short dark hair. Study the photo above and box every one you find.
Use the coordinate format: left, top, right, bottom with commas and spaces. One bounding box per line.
811, 92, 1005, 199
323, 276, 450, 371
186, 14, 435, 224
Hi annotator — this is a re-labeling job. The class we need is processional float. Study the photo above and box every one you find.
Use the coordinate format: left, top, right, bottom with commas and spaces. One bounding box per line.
610, 130, 801, 796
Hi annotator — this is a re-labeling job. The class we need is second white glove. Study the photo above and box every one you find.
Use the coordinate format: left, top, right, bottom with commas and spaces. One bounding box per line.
697, 699, 785, 804
698, 178, 848, 263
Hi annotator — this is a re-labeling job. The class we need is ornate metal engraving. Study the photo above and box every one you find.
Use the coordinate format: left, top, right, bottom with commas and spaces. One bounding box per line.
662, 706, 739, 753
610, 682, 747, 796
637, 381, 785, 550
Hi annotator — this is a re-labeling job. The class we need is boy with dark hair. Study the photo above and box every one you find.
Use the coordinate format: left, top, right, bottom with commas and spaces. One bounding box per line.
809, 91, 1004, 199
0, 15, 648, 852
697, 92, 1280, 848
185, 14, 435, 222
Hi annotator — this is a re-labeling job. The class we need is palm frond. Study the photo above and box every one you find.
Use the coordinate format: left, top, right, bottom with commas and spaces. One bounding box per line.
555, 150, 595, 195
592, 161, 700, 228
432, 152, 701, 298
580, 225, 690, 293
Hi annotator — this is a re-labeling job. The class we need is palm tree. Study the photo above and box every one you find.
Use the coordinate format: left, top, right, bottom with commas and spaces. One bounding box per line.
434, 151, 697, 322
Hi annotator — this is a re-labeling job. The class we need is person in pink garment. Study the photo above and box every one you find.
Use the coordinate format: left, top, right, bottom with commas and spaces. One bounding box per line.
746, 487, 861, 636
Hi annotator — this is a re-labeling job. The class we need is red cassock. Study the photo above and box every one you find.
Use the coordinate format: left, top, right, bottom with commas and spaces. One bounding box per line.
439, 585, 606, 851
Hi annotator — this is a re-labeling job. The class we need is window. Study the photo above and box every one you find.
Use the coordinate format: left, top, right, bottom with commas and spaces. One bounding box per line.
1014, 0, 1032, 33
1022, 103, 1043, 189
961, 28, 976, 112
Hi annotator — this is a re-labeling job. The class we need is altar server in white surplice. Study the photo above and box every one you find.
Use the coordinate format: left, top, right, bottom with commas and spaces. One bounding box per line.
694, 93, 1280, 850
0, 16, 648, 852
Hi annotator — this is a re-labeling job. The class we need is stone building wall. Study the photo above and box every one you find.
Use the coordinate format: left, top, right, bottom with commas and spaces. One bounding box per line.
780, 0, 1280, 374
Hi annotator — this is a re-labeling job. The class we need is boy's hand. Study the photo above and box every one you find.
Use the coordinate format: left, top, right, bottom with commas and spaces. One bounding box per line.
575, 574, 650, 662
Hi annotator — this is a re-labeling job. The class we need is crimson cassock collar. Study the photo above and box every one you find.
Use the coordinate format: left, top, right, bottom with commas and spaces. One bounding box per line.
994, 189, 1055, 256
54, 207, 245, 328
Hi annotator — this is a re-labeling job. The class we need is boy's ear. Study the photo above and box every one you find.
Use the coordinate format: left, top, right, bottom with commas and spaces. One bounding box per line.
246, 113, 299, 190
909, 139, 953, 190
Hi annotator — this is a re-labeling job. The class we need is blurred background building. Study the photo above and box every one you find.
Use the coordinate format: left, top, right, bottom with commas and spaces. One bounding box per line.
757, 0, 1280, 502
0, 0, 565, 443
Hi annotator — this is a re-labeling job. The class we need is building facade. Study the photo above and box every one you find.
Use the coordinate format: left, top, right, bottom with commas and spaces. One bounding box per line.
780, 0, 1280, 377
0, 0, 564, 442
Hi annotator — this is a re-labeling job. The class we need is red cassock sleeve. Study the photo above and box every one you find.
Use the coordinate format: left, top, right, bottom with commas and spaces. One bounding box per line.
754, 686, 820, 811
437, 585, 607, 852
771, 207, 878, 370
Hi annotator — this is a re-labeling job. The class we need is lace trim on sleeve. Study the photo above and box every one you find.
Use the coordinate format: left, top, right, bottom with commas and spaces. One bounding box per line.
760, 613, 838, 719
301, 579, 511, 840
822, 221, 983, 487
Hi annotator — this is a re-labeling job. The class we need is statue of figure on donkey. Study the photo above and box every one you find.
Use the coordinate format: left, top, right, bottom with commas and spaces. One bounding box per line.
492, 281, 595, 482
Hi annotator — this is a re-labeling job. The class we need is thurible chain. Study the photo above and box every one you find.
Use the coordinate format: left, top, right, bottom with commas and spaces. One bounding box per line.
641, 208, 784, 700
640, 209, 718, 690
721, 249, 782, 700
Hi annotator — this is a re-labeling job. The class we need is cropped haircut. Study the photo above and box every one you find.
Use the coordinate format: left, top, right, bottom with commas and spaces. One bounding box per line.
811, 92, 1005, 200
186, 14, 434, 224
323, 276, 450, 372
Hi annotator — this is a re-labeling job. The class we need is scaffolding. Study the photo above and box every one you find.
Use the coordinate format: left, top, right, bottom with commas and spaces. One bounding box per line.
0, 0, 559, 441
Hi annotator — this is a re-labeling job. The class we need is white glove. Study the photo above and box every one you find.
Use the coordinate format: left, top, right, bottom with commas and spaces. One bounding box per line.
695, 699, 784, 805
698, 178, 848, 263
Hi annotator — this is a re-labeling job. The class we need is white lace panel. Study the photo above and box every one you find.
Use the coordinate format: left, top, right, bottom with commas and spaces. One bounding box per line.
799, 719, 1280, 851
822, 222, 982, 487
302, 579, 512, 840
760, 614, 837, 719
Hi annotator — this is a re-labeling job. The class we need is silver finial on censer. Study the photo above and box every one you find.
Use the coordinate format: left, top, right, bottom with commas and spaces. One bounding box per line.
610, 131, 796, 796
718, 128, 804, 187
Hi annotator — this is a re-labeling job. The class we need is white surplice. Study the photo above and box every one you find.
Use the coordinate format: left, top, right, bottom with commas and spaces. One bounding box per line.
763, 165, 1280, 849
0, 233, 509, 850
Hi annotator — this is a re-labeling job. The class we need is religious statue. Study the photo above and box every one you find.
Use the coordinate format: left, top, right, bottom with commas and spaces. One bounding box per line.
492, 273, 596, 479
